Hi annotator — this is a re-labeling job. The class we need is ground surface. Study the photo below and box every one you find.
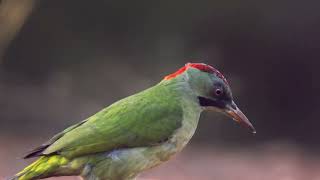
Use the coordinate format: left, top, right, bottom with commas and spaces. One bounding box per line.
1, 137, 320, 180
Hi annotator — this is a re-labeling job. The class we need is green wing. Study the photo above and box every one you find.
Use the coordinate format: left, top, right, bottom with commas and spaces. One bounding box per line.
24, 119, 87, 158
32, 84, 182, 158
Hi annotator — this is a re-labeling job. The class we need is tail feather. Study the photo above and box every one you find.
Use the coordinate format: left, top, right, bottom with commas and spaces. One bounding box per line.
11, 155, 69, 180
23, 145, 50, 159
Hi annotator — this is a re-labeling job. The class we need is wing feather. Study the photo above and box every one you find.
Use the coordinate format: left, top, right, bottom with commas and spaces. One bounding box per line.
37, 84, 182, 158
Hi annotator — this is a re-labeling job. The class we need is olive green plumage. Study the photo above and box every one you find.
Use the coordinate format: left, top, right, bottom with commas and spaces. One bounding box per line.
12, 63, 252, 180
43, 82, 183, 158
14, 156, 69, 180
12, 76, 188, 180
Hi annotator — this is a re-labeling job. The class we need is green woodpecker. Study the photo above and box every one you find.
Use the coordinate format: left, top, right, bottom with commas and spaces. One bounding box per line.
11, 63, 255, 180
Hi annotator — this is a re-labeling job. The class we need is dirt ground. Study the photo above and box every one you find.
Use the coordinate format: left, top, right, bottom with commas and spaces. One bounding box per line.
1, 137, 320, 180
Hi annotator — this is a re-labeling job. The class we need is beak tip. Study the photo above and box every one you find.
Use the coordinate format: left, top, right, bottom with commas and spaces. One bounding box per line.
249, 125, 256, 134
225, 103, 256, 134
247, 124, 256, 134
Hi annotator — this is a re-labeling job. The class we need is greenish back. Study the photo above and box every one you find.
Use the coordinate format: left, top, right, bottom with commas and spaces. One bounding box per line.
43, 82, 183, 158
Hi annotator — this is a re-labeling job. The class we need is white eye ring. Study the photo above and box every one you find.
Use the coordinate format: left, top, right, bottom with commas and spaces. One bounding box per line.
215, 88, 223, 96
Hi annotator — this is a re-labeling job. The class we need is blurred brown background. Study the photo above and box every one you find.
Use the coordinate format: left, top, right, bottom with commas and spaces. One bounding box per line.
1, 0, 320, 179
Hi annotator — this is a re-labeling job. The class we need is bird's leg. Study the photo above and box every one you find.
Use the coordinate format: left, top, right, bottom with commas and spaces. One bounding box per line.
80, 164, 101, 180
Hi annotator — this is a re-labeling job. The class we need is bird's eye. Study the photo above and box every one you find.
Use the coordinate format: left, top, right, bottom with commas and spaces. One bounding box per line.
215, 88, 223, 96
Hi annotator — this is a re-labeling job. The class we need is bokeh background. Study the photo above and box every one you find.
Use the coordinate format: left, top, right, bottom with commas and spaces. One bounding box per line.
1, 0, 320, 179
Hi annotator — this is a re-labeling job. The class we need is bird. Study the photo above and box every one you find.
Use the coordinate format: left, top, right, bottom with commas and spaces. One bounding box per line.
11, 62, 255, 180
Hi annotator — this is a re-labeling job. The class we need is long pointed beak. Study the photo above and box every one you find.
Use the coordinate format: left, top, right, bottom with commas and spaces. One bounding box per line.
224, 102, 256, 133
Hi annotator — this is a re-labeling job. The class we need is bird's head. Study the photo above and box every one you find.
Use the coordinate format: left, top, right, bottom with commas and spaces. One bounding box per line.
164, 63, 256, 133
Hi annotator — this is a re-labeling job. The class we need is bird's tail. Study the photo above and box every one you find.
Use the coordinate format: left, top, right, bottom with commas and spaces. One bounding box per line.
10, 155, 70, 180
